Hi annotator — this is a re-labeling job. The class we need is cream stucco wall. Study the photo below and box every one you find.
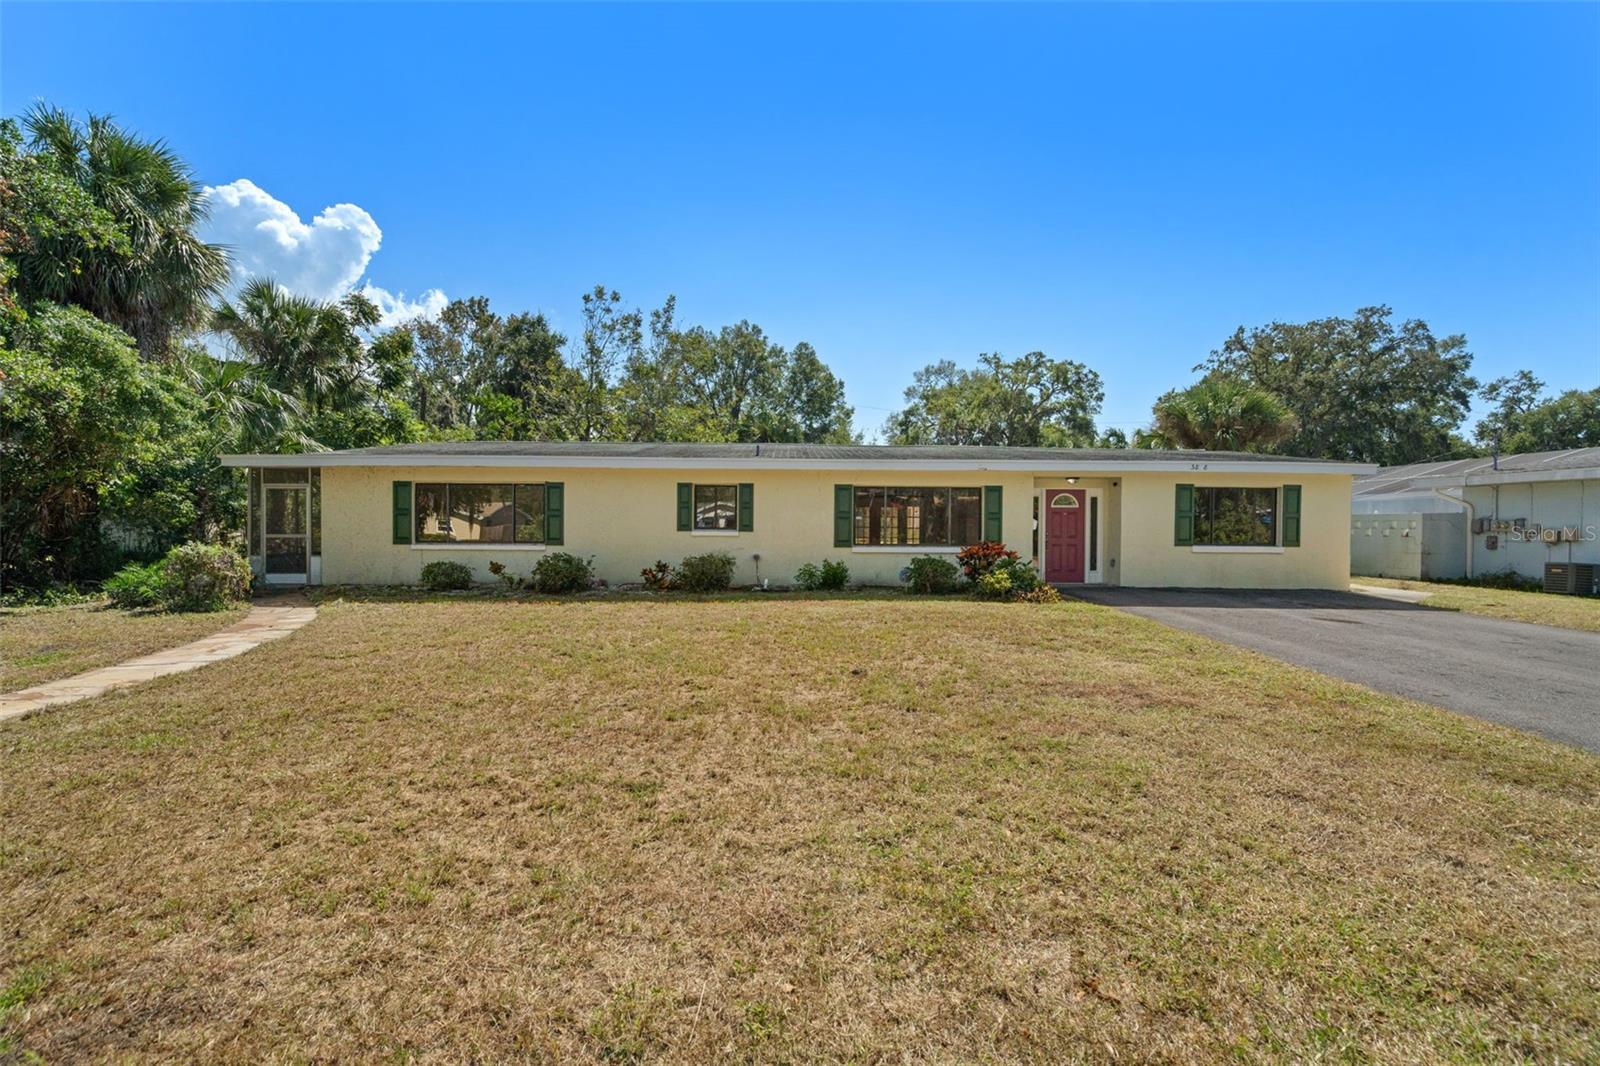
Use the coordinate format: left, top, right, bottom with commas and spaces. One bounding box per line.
1118, 471, 1353, 588
313, 464, 1354, 589
320, 466, 1039, 588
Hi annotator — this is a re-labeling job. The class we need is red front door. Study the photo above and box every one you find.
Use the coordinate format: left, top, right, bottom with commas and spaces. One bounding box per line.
1044, 489, 1085, 583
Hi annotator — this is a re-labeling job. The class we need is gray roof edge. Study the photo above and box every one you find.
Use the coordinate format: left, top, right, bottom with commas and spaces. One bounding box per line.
222, 440, 1360, 463
220, 441, 1375, 474
1358, 447, 1600, 488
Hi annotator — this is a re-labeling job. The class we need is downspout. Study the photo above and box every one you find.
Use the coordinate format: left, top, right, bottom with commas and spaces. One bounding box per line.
1431, 486, 1474, 579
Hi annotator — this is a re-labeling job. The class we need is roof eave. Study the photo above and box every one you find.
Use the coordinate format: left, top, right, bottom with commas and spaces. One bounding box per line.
220, 453, 1377, 475
1399, 466, 1600, 489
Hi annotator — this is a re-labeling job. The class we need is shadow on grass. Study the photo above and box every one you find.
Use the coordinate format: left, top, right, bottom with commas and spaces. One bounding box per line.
305, 585, 1051, 607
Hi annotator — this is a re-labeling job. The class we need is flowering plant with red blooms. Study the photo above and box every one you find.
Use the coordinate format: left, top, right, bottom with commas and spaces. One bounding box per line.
956, 541, 1018, 582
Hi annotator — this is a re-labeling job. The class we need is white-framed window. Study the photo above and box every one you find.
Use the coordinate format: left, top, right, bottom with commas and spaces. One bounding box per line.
1192, 487, 1277, 547
693, 484, 739, 530
852, 486, 983, 546
415, 482, 545, 544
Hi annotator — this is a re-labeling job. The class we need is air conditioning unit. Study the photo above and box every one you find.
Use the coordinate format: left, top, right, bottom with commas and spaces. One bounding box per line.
1544, 562, 1599, 596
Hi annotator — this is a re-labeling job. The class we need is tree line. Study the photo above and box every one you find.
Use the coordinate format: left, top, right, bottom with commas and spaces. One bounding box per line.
884, 308, 1596, 463
3, 104, 1596, 593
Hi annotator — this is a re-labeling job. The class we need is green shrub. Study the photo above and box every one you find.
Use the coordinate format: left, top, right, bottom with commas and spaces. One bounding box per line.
901, 555, 960, 594
974, 568, 1014, 600
794, 559, 850, 591
956, 541, 1019, 582
995, 556, 1043, 594
973, 557, 1050, 602
419, 560, 474, 591
640, 560, 676, 590
676, 551, 736, 593
161, 542, 252, 612
531, 552, 595, 594
104, 561, 166, 609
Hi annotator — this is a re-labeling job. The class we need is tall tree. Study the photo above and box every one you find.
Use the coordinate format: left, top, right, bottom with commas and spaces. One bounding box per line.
1474, 373, 1600, 453
488, 311, 568, 404
884, 351, 1103, 447
176, 346, 306, 454
13, 105, 228, 359
614, 298, 691, 442
0, 118, 125, 325
0, 303, 176, 587
406, 295, 499, 430
211, 279, 379, 415
615, 308, 855, 443
672, 321, 785, 440
778, 341, 855, 443
1151, 378, 1298, 452
566, 286, 640, 441
1200, 306, 1476, 465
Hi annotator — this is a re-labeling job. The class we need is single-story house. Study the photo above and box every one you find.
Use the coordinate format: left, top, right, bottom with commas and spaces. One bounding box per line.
220, 443, 1374, 589
1351, 448, 1600, 585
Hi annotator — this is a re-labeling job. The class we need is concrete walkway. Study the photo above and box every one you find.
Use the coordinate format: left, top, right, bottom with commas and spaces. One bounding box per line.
0, 600, 317, 723
1348, 582, 1431, 604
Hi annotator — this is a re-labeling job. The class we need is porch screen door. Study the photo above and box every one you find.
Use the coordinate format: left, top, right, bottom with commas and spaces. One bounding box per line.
264, 485, 309, 582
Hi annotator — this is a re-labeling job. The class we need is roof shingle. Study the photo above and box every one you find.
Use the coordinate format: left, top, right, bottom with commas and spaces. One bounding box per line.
292, 441, 1359, 464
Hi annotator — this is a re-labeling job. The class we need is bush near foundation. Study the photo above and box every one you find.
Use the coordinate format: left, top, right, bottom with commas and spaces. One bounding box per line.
420, 560, 474, 591
676, 551, 736, 593
972, 556, 1053, 603
901, 555, 960, 595
794, 559, 850, 591
956, 541, 1019, 583
530, 552, 595, 594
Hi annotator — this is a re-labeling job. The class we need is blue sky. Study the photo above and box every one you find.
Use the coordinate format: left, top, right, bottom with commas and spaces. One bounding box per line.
5, 2, 1598, 439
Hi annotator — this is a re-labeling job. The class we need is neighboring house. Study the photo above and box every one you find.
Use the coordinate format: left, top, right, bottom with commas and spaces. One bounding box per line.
1351, 448, 1600, 582
220, 443, 1373, 590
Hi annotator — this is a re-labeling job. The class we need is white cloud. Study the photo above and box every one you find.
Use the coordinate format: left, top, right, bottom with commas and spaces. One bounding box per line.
360, 283, 449, 330
201, 179, 445, 325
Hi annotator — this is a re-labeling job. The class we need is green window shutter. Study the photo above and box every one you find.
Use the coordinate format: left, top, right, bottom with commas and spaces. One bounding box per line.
833, 484, 853, 547
738, 483, 754, 532
983, 485, 1003, 543
677, 482, 693, 531
392, 481, 412, 544
544, 482, 564, 545
1174, 483, 1194, 546
1282, 484, 1302, 547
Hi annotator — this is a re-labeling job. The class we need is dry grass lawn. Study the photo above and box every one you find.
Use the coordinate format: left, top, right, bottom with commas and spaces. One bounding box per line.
0, 601, 250, 691
1356, 575, 1600, 633
2, 594, 1597, 1062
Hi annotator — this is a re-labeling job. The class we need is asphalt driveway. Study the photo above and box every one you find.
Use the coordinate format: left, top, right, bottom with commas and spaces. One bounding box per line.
1069, 587, 1600, 753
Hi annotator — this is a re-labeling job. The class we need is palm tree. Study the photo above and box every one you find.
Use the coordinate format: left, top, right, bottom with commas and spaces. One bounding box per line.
19, 105, 229, 359
1152, 378, 1298, 452
175, 347, 308, 454
211, 278, 377, 414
